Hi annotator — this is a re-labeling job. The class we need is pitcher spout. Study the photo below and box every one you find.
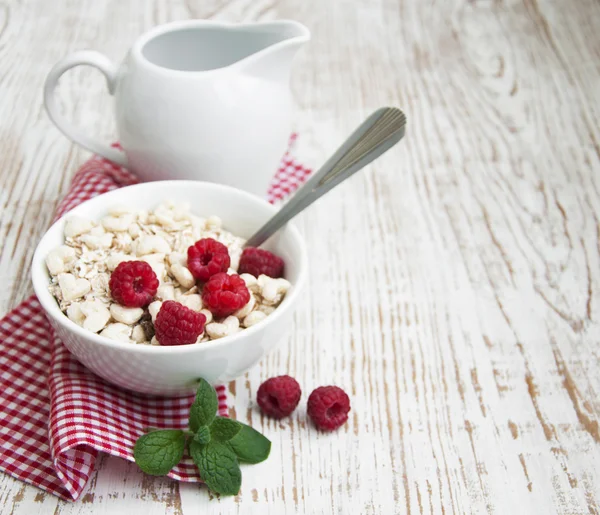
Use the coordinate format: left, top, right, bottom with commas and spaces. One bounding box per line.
239, 20, 310, 80
261, 20, 310, 46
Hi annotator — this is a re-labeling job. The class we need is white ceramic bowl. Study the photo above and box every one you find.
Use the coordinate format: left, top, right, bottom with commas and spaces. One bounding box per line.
32, 181, 307, 396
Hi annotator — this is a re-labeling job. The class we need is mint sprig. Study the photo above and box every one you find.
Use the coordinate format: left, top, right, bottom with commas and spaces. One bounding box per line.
133, 429, 185, 475
209, 417, 242, 442
132, 378, 270, 496
228, 424, 271, 464
194, 425, 211, 445
189, 379, 218, 431
190, 441, 242, 496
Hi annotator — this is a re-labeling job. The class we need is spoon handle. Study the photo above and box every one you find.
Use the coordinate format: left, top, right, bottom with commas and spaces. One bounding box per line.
244, 107, 407, 248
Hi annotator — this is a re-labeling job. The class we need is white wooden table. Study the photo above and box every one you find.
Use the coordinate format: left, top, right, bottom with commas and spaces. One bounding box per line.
1, 0, 600, 513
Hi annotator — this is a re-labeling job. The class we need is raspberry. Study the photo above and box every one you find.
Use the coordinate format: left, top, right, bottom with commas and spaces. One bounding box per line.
239, 247, 284, 278
202, 273, 250, 318
256, 375, 301, 419
307, 386, 351, 431
187, 238, 230, 282
154, 300, 207, 346
109, 261, 159, 307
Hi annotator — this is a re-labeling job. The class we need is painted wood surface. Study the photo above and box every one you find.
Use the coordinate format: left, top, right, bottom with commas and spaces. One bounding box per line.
1, 0, 599, 513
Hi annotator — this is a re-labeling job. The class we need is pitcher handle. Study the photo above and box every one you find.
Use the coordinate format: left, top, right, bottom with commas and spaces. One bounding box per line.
44, 51, 128, 167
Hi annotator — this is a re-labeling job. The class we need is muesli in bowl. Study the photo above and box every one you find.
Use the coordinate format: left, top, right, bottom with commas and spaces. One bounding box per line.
46, 201, 291, 346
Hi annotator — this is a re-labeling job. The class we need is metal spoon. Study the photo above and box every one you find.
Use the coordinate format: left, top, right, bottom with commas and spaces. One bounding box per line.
244, 107, 407, 248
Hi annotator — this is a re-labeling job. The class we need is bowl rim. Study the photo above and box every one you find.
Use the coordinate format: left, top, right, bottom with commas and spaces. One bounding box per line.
31, 180, 308, 354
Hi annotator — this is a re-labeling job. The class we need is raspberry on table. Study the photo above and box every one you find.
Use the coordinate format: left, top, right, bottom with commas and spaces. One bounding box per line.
154, 300, 207, 346
202, 273, 250, 319
109, 260, 159, 308
187, 238, 231, 282
256, 375, 301, 419
239, 247, 284, 278
307, 386, 351, 431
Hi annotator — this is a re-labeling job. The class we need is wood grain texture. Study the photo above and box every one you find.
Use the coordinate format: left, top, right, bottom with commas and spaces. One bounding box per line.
1, 0, 599, 513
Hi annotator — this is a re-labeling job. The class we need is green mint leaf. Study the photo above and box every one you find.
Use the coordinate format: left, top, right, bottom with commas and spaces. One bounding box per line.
189, 378, 218, 432
133, 429, 185, 475
190, 441, 242, 496
227, 423, 271, 464
194, 426, 211, 445
209, 417, 242, 443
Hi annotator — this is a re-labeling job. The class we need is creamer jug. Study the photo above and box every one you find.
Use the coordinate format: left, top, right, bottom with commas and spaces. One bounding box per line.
44, 20, 310, 196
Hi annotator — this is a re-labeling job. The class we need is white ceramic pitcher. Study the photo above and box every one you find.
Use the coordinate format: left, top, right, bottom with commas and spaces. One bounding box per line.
44, 20, 310, 196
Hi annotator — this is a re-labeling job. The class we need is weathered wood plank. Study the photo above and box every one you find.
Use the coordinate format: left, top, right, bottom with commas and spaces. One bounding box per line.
1, 0, 599, 513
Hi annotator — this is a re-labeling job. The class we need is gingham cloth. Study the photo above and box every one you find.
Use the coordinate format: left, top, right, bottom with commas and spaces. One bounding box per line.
0, 136, 311, 501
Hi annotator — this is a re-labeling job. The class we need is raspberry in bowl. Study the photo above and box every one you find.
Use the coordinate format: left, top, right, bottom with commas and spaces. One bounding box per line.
32, 181, 307, 396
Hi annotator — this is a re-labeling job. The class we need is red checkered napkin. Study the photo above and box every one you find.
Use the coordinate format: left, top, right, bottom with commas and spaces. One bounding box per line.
0, 137, 311, 501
